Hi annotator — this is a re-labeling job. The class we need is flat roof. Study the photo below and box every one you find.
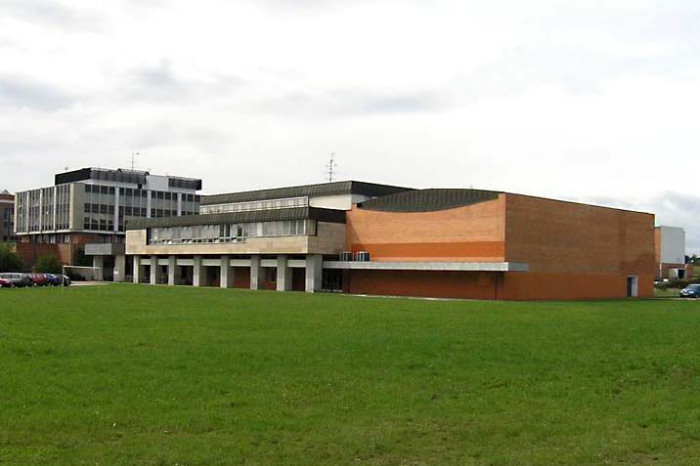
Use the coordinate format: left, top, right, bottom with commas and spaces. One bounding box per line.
55, 167, 202, 190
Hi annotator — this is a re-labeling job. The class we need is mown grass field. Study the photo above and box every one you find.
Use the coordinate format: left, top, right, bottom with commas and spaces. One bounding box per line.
1, 285, 700, 465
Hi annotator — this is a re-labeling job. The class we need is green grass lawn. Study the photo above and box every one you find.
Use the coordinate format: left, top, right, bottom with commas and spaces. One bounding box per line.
1, 285, 700, 465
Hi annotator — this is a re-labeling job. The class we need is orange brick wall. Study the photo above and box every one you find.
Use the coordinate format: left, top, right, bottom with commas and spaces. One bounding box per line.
343, 193, 656, 300
501, 272, 653, 300
502, 194, 655, 298
346, 195, 506, 262
16, 243, 76, 270
346, 270, 502, 300
16, 233, 105, 270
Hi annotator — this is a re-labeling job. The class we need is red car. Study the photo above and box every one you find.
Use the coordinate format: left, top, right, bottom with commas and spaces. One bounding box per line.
28, 273, 49, 287
0, 277, 11, 288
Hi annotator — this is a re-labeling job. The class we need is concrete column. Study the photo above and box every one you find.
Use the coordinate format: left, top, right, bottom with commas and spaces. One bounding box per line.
250, 255, 263, 290
150, 255, 159, 285
113, 254, 126, 283
305, 254, 323, 293
276, 255, 292, 291
220, 255, 234, 288
193, 255, 204, 287
92, 255, 104, 282
133, 255, 141, 283
168, 255, 178, 286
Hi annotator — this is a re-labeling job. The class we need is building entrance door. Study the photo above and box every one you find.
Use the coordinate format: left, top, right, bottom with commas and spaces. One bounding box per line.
626, 276, 638, 298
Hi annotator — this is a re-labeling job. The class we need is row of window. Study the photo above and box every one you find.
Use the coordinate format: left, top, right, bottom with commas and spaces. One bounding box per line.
200, 196, 308, 214
84, 184, 201, 203
83, 217, 117, 232
148, 220, 313, 245
82, 203, 197, 218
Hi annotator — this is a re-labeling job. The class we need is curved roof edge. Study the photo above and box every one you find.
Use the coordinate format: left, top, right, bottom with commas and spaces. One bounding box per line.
356, 188, 502, 213
201, 180, 411, 206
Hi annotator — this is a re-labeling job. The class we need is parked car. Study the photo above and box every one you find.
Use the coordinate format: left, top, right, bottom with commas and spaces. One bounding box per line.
44, 274, 63, 286
0, 273, 33, 288
28, 273, 49, 287
0, 277, 12, 288
679, 284, 700, 298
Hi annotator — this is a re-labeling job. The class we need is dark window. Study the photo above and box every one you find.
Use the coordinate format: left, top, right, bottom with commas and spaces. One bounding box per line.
84, 203, 90, 212
108, 187, 115, 195
108, 205, 115, 214
101, 186, 109, 195
84, 185, 92, 193
99, 204, 107, 214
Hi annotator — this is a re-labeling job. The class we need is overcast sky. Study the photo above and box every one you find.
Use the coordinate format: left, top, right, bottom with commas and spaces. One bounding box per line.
1, 0, 700, 251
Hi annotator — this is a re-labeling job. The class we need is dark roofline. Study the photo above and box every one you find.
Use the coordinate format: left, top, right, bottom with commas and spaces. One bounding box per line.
55, 167, 202, 189
126, 207, 346, 230
201, 180, 412, 205
356, 188, 655, 216
357, 188, 502, 212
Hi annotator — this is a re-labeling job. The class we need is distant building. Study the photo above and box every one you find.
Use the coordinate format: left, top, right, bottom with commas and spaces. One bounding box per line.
122, 181, 656, 300
14, 168, 202, 275
0, 189, 15, 242
654, 226, 691, 280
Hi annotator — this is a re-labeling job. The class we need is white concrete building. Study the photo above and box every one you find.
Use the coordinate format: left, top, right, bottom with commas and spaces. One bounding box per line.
125, 181, 409, 291
655, 225, 689, 280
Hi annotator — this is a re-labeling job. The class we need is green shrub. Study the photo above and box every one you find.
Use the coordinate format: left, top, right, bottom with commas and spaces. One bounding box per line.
34, 254, 63, 274
0, 242, 23, 272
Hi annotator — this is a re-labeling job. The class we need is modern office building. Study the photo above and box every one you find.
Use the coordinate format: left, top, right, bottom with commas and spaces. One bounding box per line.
0, 189, 15, 242
14, 167, 202, 277
123, 181, 656, 300
654, 226, 691, 280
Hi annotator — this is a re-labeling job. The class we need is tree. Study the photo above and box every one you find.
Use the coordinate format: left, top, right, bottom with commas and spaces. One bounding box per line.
73, 246, 93, 267
0, 242, 23, 272
34, 255, 62, 274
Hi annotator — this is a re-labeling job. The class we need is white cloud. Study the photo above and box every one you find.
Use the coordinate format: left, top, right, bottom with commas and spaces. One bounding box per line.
1, 0, 700, 252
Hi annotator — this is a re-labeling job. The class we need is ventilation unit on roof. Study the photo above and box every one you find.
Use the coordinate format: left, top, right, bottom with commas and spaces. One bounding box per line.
340, 251, 353, 261
355, 251, 370, 262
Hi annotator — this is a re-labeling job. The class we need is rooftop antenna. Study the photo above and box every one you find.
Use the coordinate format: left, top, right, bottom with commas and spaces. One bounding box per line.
326, 153, 337, 182
131, 151, 139, 171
